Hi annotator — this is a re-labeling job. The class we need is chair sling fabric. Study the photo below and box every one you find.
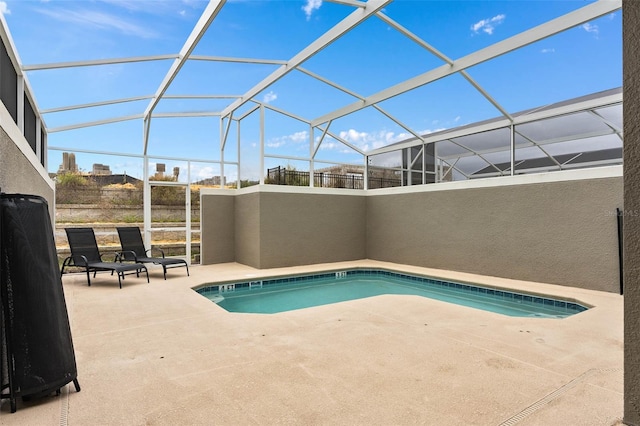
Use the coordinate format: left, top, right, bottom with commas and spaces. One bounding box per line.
61, 227, 148, 288
117, 227, 189, 280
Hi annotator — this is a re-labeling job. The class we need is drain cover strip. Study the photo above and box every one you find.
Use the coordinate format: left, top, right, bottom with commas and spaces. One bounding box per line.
59, 384, 70, 426
498, 368, 622, 426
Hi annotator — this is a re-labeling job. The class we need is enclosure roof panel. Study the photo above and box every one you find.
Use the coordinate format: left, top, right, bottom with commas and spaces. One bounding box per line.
0, 0, 622, 177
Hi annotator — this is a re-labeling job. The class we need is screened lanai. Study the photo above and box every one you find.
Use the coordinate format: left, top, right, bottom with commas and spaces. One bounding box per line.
0, 0, 622, 253
0, 2, 633, 422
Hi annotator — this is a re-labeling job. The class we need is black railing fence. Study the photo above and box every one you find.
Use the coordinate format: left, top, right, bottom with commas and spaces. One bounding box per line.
266, 166, 401, 189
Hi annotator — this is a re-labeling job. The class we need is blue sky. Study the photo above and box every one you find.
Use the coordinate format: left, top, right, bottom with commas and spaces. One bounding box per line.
1, 0, 622, 182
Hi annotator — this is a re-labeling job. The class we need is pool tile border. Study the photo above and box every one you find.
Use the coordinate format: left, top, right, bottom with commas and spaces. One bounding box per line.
194, 268, 589, 315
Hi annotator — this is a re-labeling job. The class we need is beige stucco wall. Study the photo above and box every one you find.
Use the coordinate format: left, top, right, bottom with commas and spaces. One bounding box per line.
202, 186, 367, 269
234, 191, 261, 267
367, 171, 622, 293
0, 108, 55, 222
200, 191, 235, 265
624, 1, 640, 424
202, 171, 622, 293
256, 189, 366, 268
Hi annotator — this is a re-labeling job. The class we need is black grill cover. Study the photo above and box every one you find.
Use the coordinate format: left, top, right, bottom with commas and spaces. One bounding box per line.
1, 194, 78, 400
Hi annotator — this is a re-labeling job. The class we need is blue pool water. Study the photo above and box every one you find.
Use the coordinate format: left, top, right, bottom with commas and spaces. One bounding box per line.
195, 269, 588, 317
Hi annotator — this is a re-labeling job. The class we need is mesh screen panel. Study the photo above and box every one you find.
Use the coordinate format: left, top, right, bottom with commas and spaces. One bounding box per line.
1, 194, 78, 403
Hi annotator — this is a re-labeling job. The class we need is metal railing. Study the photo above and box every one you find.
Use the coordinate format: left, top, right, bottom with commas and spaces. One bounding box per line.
266, 166, 401, 189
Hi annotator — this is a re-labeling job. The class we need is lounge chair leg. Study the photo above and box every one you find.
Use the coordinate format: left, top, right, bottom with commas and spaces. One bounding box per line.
163, 266, 167, 280
73, 379, 81, 392
86, 268, 91, 287
118, 273, 123, 289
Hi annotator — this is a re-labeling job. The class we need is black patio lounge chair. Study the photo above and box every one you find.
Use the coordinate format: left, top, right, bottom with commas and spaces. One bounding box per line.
61, 227, 149, 288
116, 227, 189, 280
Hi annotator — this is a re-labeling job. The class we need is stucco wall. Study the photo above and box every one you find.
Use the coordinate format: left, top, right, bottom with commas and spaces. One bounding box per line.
234, 191, 261, 267
256, 190, 366, 268
367, 172, 622, 293
200, 191, 235, 265
0, 111, 54, 221
624, 0, 640, 424
201, 187, 367, 269
201, 173, 621, 290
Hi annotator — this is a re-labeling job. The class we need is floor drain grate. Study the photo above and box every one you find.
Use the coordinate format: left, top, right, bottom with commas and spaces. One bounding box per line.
59, 384, 69, 426
498, 368, 622, 426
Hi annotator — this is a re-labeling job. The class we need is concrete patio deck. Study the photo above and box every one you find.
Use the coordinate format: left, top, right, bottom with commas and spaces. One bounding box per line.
0, 260, 624, 425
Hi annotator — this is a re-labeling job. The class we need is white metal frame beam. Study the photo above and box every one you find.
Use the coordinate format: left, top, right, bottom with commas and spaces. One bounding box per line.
40, 96, 153, 114
152, 112, 221, 118
22, 55, 177, 71
370, 92, 622, 156
325, 0, 367, 7
312, 0, 620, 127
48, 145, 225, 165
39, 94, 239, 116
143, 0, 227, 154
23, 54, 285, 72
296, 66, 427, 144
315, 125, 366, 156
221, 0, 392, 118
163, 94, 241, 100
47, 114, 143, 133
189, 55, 287, 65
377, 12, 513, 121
254, 67, 434, 155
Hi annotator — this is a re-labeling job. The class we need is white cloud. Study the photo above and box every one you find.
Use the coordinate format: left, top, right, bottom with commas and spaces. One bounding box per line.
336, 126, 454, 152
541, 48, 555, 54
99, 0, 198, 15
289, 131, 307, 142
319, 141, 338, 150
338, 129, 415, 152
0, 1, 11, 15
582, 22, 599, 36
302, 0, 322, 21
471, 14, 505, 35
35, 7, 158, 38
266, 140, 286, 149
263, 91, 277, 103
339, 129, 368, 144
266, 130, 309, 149
196, 166, 215, 180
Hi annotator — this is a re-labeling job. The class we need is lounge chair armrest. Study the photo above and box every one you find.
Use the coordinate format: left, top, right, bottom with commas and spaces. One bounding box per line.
62, 254, 87, 268
71, 254, 89, 267
147, 247, 166, 258
100, 251, 123, 262
116, 250, 138, 262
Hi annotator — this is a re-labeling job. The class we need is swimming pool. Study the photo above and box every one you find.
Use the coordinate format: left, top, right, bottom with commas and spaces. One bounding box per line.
195, 269, 589, 317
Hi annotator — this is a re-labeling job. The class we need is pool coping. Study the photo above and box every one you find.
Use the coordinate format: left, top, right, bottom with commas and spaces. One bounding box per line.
193, 265, 593, 312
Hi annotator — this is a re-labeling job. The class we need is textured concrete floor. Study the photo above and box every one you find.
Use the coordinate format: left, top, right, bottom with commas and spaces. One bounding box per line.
0, 260, 624, 425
